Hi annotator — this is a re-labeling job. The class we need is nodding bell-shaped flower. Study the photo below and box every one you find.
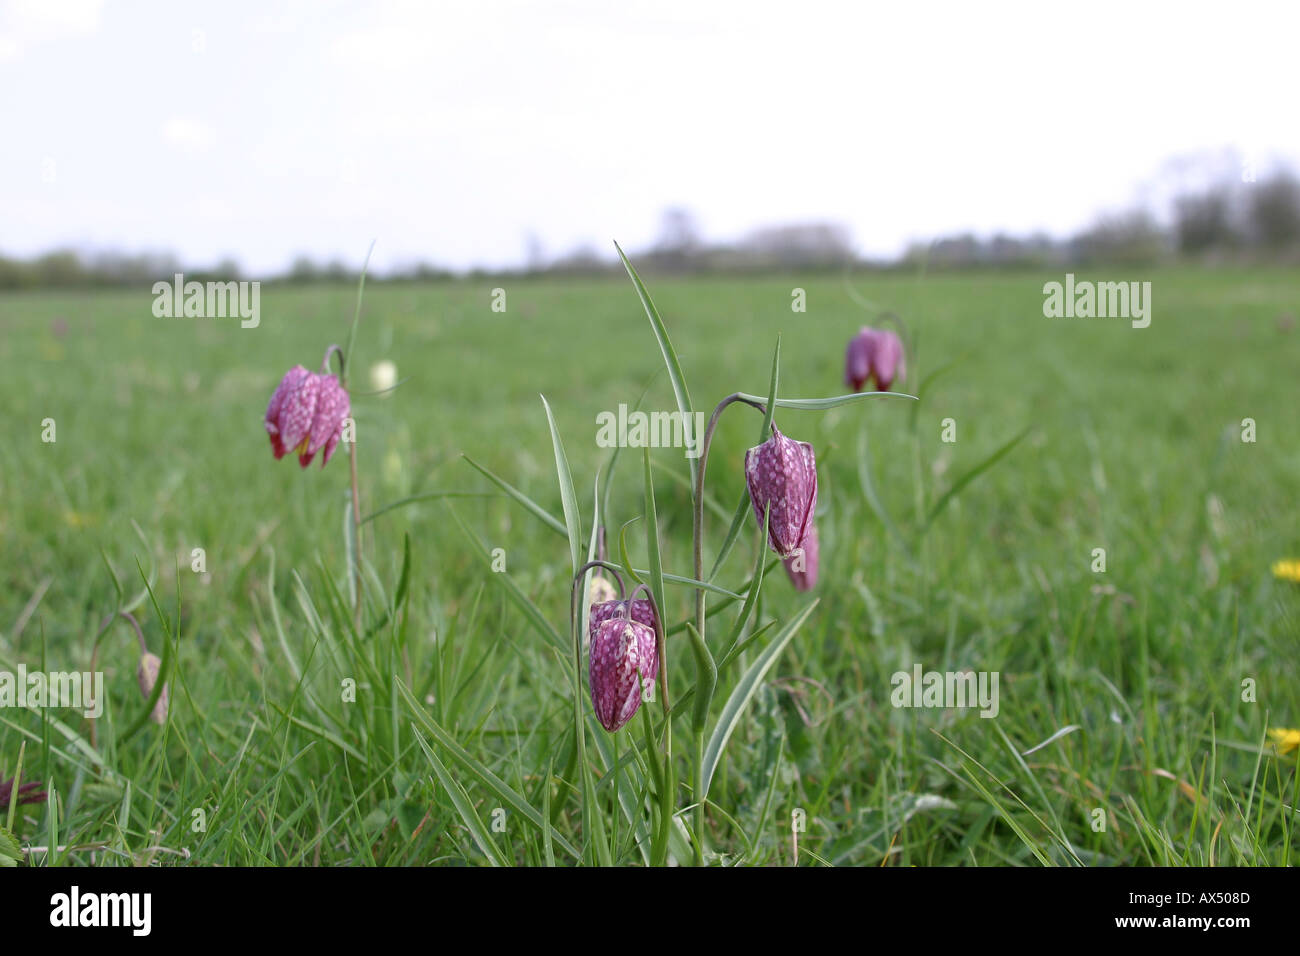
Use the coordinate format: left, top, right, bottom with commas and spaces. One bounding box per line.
845, 327, 906, 392
589, 597, 657, 636
137, 651, 169, 724
745, 425, 818, 559
265, 358, 351, 469
589, 611, 659, 732
783, 523, 819, 591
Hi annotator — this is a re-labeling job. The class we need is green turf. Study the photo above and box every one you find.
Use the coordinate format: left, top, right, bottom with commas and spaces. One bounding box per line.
1, 264, 1297, 865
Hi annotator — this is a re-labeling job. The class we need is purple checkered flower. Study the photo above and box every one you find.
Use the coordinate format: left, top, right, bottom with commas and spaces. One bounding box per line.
265, 361, 351, 469
745, 425, 817, 559
845, 327, 906, 392
589, 612, 659, 732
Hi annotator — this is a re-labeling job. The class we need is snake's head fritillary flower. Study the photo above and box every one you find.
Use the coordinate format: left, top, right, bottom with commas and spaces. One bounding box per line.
0, 775, 47, 811
845, 327, 906, 392
746, 425, 817, 559
589, 613, 659, 732
265, 364, 351, 469
845, 327, 875, 391
589, 598, 657, 637
783, 524, 819, 591
298, 372, 350, 468
265, 365, 312, 460
137, 652, 169, 724
870, 329, 906, 391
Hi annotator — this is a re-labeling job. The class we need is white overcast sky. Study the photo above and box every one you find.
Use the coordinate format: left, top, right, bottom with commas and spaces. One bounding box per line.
2, 0, 1298, 275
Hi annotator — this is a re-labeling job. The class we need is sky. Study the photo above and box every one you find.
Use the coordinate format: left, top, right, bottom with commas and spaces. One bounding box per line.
2, 0, 1298, 275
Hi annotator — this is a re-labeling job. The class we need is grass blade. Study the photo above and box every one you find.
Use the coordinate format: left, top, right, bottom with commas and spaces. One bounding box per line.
462, 453, 568, 537
414, 730, 509, 866
700, 599, 819, 803
616, 241, 696, 488
923, 426, 1029, 529
541, 395, 584, 575
396, 680, 581, 860
736, 391, 916, 410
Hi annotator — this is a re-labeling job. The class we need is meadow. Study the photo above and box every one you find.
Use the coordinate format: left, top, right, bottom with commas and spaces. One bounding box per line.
1, 263, 1297, 866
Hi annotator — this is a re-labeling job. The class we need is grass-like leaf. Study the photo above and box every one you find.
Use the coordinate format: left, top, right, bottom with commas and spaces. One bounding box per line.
699, 599, 819, 804
616, 241, 696, 489
923, 426, 1030, 530
414, 729, 510, 866
446, 504, 566, 653
541, 395, 584, 575
396, 679, 580, 860
736, 390, 917, 409
462, 453, 568, 537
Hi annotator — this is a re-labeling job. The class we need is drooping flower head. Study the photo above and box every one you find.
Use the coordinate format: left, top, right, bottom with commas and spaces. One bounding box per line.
745, 425, 817, 559
265, 355, 351, 469
845, 327, 906, 392
783, 523, 819, 591
845, 328, 875, 391
589, 597, 657, 636
589, 610, 659, 732
871, 329, 905, 391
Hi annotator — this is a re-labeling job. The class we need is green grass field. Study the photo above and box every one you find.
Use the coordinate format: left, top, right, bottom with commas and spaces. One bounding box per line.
1, 264, 1298, 866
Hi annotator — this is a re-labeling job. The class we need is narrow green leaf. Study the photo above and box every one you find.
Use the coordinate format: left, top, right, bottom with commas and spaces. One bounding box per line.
362, 490, 498, 526
759, 334, 780, 438
462, 453, 567, 537
717, 504, 771, 663
641, 448, 668, 635
395, 680, 581, 860
615, 241, 696, 489
446, 505, 566, 653
707, 491, 751, 583
700, 599, 819, 803
923, 426, 1029, 529
415, 730, 509, 866
541, 395, 584, 575
393, 532, 412, 611
685, 622, 716, 734
343, 239, 376, 380
736, 390, 917, 409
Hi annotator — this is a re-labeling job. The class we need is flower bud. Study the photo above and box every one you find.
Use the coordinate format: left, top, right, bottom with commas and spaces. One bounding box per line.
745, 425, 817, 558
588, 615, 658, 732
136, 652, 169, 724
782, 524, 819, 591
588, 575, 618, 607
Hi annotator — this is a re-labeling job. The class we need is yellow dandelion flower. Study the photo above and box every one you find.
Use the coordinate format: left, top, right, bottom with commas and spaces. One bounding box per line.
1267, 728, 1300, 755
1271, 559, 1300, 583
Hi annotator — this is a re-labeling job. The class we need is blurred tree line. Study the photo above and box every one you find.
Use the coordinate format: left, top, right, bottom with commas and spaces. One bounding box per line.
4, 160, 1298, 289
